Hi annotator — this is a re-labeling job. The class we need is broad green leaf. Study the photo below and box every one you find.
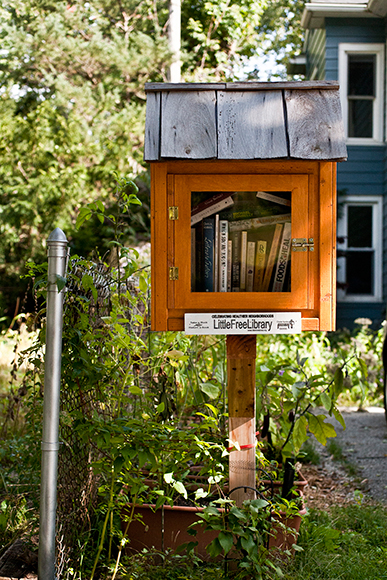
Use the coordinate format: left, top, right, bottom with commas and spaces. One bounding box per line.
293, 416, 308, 452
156, 402, 165, 413
260, 365, 270, 372
129, 385, 142, 396
138, 450, 150, 468
308, 414, 336, 446
333, 407, 346, 430
173, 481, 187, 499
164, 472, 174, 484
81, 274, 95, 293
167, 350, 185, 359
334, 368, 344, 396
292, 381, 306, 398
129, 193, 142, 205
139, 275, 147, 293
206, 538, 223, 558
205, 403, 219, 416
358, 358, 368, 379
199, 382, 220, 399
95, 200, 105, 213
113, 455, 125, 473
218, 531, 234, 554
320, 391, 332, 412
155, 496, 166, 509
55, 275, 67, 292
75, 207, 92, 229
195, 488, 208, 500
241, 534, 255, 555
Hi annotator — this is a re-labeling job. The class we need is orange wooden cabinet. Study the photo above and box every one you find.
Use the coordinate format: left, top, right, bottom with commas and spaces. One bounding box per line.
145, 81, 346, 333
150, 159, 337, 332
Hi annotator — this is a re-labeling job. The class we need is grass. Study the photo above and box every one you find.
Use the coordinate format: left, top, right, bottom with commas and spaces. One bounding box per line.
285, 504, 387, 579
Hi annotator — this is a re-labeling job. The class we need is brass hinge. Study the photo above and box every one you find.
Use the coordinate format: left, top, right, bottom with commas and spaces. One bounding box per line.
169, 267, 179, 280
292, 238, 315, 252
169, 206, 179, 220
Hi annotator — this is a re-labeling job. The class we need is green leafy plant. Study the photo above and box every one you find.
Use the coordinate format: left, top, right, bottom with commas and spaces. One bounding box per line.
189, 495, 299, 579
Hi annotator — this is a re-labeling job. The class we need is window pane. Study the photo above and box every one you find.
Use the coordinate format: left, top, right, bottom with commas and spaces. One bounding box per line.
191, 191, 291, 293
348, 54, 375, 96
346, 251, 373, 294
348, 99, 373, 137
347, 206, 372, 247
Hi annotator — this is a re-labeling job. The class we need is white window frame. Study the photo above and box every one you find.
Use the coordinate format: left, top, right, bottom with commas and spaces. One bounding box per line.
337, 195, 383, 302
338, 43, 384, 145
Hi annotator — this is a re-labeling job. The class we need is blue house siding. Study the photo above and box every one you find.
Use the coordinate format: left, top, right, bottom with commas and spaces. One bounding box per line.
305, 29, 326, 79
336, 302, 384, 330
337, 146, 385, 196
383, 148, 387, 302
303, 13, 387, 329
322, 18, 387, 329
325, 18, 386, 81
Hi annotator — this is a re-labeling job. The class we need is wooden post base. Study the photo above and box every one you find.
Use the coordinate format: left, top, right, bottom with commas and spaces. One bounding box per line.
227, 335, 257, 506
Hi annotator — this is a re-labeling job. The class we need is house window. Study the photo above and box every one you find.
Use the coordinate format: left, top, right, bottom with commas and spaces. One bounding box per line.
339, 43, 384, 144
337, 196, 382, 302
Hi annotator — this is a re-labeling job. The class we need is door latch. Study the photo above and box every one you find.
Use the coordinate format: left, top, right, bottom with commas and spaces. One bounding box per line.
291, 238, 314, 252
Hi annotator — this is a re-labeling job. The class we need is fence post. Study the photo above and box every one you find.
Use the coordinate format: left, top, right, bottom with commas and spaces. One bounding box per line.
38, 228, 69, 580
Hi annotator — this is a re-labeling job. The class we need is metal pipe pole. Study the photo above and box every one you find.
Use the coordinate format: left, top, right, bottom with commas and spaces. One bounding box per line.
38, 228, 69, 580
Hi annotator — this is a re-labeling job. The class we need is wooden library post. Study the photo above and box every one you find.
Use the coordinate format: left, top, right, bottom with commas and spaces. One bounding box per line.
227, 334, 257, 505
145, 81, 347, 505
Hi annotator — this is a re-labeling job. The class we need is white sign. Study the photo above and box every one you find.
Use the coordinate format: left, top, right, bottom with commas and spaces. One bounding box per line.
184, 312, 302, 335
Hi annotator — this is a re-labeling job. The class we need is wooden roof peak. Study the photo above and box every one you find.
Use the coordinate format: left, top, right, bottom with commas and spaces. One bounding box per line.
144, 82, 347, 162
145, 80, 340, 92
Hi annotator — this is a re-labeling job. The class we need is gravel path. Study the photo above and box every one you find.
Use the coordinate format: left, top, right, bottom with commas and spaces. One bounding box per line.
331, 406, 387, 502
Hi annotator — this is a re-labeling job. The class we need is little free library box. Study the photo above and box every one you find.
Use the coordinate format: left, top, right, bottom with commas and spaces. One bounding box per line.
145, 81, 347, 333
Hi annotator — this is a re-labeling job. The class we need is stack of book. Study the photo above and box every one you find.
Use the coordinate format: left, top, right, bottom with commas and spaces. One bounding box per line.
191, 191, 292, 293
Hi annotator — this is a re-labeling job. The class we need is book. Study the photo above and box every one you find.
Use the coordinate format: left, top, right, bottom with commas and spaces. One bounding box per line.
230, 231, 241, 291
203, 218, 215, 292
193, 222, 204, 291
272, 222, 292, 292
191, 227, 196, 292
261, 223, 284, 292
239, 230, 248, 291
256, 191, 291, 207
214, 214, 220, 291
191, 192, 234, 216
246, 241, 256, 292
253, 240, 267, 292
219, 220, 228, 292
191, 196, 234, 225
228, 213, 291, 232
227, 239, 232, 292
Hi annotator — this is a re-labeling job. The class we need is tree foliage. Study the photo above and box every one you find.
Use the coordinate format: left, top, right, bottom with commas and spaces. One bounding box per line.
0, 0, 304, 323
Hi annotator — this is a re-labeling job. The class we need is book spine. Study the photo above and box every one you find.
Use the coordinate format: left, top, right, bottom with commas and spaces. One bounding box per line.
191, 192, 234, 216
231, 231, 241, 291
219, 220, 228, 292
228, 213, 291, 232
261, 223, 284, 292
272, 222, 292, 292
256, 191, 291, 206
246, 241, 256, 292
239, 231, 248, 291
191, 196, 234, 226
203, 218, 215, 292
214, 214, 220, 292
195, 223, 204, 291
253, 240, 267, 292
227, 240, 232, 292
191, 227, 196, 292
